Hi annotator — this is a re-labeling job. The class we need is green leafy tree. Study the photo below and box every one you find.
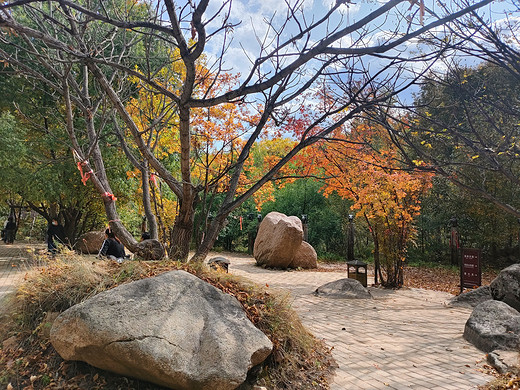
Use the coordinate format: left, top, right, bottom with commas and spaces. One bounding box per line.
0, 0, 164, 251
0, 111, 107, 243
411, 176, 520, 267
0, 0, 494, 262
261, 179, 346, 257
380, 1, 520, 220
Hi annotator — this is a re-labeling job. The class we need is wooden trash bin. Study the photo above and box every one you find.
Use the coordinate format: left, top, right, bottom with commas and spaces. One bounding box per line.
347, 260, 368, 287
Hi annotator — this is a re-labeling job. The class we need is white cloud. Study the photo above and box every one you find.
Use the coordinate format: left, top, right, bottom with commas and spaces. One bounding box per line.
321, 0, 361, 15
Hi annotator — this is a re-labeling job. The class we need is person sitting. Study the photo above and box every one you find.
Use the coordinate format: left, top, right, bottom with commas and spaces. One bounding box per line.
47, 218, 65, 253
4, 216, 17, 244
99, 228, 126, 263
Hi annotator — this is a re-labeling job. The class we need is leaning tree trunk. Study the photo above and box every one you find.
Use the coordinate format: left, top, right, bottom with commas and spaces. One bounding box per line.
191, 215, 228, 262
140, 161, 158, 240
86, 135, 139, 252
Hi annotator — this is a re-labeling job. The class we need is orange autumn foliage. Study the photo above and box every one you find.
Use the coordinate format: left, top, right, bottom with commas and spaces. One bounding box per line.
309, 121, 433, 287
125, 50, 255, 195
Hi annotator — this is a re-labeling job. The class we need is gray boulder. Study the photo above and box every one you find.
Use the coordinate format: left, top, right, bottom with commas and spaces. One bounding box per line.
490, 264, 520, 312
75, 231, 105, 254
50, 270, 272, 390
135, 239, 165, 260
464, 300, 520, 352
448, 286, 492, 308
314, 278, 372, 299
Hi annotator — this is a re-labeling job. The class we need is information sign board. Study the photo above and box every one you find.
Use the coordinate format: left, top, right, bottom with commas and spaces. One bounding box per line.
461, 248, 481, 291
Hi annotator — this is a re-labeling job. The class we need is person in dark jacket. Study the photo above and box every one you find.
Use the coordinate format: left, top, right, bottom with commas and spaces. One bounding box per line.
3, 216, 16, 244
47, 218, 65, 253
98, 228, 126, 263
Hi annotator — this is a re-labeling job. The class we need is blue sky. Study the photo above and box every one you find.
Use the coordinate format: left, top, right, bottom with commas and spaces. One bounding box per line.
197, 0, 514, 79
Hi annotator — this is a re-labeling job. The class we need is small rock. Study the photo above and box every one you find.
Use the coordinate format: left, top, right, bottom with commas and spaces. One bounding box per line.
315, 278, 372, 299
448, 286, 492, 308
487, 351, 510, 374
487, 350, 520, 373
40, 312, 60, 338
135, 239, 165, 260
207, 256, 231, 272
75, 231, 105, 254
289, 241, 317, 269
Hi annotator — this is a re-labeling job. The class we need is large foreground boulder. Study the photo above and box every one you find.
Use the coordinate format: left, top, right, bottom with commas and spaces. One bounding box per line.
50, 270, 273, 390
254, 212, 303, 268
314, 278, 372, 299
448, 286, 493, 308
135, 239, 165, 260
490, 264, 520, 312
463, 300, 520, 352
75, 231, 105, 254
290, 241, 318, 269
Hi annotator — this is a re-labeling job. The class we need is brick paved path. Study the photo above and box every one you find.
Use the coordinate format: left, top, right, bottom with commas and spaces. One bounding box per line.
225, 252, 494, 390
0, 244, 495, 389
0, 242, 45, 302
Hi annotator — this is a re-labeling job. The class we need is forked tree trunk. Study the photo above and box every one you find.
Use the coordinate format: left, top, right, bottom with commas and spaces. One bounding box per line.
169, 221, 193, 261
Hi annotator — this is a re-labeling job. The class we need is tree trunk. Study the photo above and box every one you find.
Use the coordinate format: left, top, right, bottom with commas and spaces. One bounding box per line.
374, 237, 381, 285
168, 102, 196, 261
169, 215, 194, 262
140, 161, 158, 239
191, 216, 227, 262
61, 206, 81, 246
169, 194, 196, 261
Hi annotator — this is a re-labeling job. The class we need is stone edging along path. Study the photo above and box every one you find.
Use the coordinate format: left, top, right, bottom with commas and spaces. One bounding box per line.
223, 252, 495, 390
0, 244, 495, 390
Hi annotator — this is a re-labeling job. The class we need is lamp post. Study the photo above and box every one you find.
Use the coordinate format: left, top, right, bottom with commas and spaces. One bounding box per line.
247, 213, 254, 255
347, 214, 355, 262
449, 217, 459, 266
517, 218, 520, 260
301, 214, 308, 242
247, 214, 263, 255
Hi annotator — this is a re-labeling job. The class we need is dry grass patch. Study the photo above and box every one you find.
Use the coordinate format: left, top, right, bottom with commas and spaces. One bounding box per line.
480, 370, 520, 390
0, 253, 335, 389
